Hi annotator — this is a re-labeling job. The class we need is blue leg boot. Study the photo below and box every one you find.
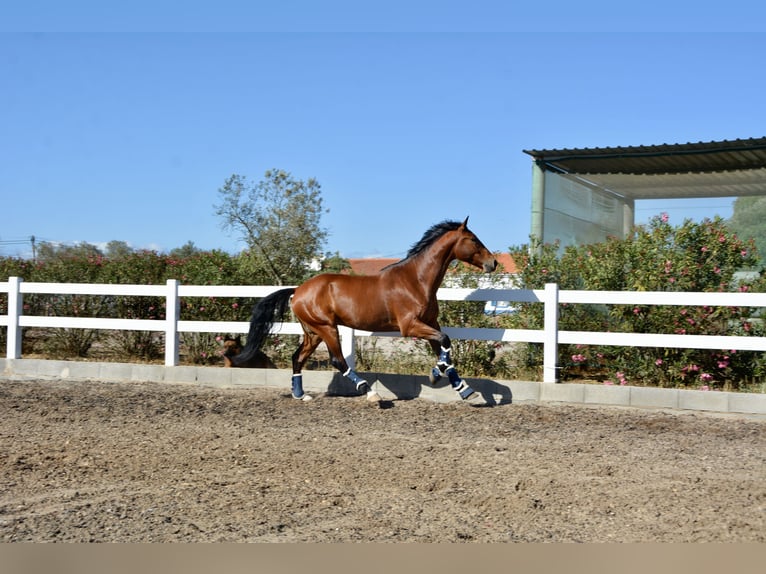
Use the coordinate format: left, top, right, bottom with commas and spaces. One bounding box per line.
291, 374, 312, 401
429, 346, 452, 384
446, 366, 477, 401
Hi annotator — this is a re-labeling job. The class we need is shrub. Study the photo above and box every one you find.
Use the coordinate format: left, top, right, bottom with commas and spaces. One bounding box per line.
508, 214, 764, 390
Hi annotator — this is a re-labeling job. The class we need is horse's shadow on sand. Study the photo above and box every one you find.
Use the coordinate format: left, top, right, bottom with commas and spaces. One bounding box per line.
326, 372, 513, 408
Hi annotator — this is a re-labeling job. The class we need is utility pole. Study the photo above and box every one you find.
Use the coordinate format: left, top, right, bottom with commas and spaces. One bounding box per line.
30, 235, 36, 262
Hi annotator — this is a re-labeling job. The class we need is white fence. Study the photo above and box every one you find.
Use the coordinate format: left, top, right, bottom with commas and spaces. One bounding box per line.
2, 277, 765, 383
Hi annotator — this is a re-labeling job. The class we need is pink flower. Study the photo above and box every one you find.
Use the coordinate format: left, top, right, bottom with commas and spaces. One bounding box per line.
701, 246, 709, 253
700, 373, 713, 383
700, 385, 710, 391
660, 213, 669, 223
571, 354, 587, 364
604, 381, 614, 386
741, 250, 748, 257
655, 358, 663, 366
232, 302, 239, 309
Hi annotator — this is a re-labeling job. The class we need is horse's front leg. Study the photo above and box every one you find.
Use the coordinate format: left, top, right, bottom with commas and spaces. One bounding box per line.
406, 321, 478, 401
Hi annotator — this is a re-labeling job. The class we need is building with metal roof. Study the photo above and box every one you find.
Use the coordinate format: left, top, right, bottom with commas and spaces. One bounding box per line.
523, 137, 766, 249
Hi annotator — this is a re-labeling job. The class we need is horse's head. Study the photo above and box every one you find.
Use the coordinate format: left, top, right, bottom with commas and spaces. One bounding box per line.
453, 217, 497, 273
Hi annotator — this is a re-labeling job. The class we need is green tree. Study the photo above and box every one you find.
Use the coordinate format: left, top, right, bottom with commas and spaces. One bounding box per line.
214, 169, 328, 285
36, 241, 102, 263
321, 251, 352, 273
105, 240, 134, 259
168, 241, 201, 260
728, 196, 766, 265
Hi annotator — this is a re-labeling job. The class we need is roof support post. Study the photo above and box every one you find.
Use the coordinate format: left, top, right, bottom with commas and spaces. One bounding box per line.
623, 197, 635, 239
530, 160, 546, 254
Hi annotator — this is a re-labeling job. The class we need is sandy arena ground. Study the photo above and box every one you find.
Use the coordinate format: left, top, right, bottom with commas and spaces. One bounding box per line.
0, 379, 763, 542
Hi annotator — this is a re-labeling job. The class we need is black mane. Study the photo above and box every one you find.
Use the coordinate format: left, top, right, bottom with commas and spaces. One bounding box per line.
405, 220, 463, 259
380, 220, 463, 272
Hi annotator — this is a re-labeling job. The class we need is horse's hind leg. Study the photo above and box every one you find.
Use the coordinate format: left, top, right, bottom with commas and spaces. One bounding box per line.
290, 331, 322, 401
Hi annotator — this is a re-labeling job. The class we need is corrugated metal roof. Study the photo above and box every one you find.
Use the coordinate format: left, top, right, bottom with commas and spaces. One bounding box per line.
523, 137, 766, 200
524, 137, 766, 175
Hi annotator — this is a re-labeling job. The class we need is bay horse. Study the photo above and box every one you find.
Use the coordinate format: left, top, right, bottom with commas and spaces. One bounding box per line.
231, 218, 497, 402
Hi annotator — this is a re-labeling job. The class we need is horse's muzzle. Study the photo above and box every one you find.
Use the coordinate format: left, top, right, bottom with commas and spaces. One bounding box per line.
484, 259, 498, 273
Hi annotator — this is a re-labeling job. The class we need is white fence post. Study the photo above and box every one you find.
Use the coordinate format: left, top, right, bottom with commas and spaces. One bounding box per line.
7, 276, 23, 359
543, 282, 559, 383
165, 279, 180, 366
340, 326, 356, 370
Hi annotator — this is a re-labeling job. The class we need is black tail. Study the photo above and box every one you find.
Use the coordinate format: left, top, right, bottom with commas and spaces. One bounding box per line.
232, 288, 296, 367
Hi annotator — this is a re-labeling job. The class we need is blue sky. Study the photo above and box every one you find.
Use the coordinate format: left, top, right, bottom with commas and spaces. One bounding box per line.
2, 3, 765, 259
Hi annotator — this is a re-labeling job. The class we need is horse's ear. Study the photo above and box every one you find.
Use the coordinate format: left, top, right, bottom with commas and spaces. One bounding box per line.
461, 216, 469, 228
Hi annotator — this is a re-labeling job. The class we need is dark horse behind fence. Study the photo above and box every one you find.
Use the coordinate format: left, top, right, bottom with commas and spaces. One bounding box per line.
232, 218, 497, 402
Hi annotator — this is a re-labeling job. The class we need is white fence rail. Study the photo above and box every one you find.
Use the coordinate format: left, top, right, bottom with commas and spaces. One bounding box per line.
2, 277, 765, 383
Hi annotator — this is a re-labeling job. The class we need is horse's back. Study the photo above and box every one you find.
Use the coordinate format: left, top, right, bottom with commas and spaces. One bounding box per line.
292, 272, 399, 331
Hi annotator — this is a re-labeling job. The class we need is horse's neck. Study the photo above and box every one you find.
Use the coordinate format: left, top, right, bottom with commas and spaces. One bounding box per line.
394, 237, 455, 294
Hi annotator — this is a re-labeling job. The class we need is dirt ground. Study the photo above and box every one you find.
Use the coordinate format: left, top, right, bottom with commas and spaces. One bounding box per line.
0, 378, 763, 543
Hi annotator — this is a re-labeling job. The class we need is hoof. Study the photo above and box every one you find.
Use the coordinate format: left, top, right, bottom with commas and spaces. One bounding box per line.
465, 392, 485, 405
292, 393, 313, 402
356, 381, 371, 395
366, 390, 382, 403
454, 381, 477, 401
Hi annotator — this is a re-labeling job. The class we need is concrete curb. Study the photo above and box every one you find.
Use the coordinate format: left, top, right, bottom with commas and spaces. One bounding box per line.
2, 358, 765, 418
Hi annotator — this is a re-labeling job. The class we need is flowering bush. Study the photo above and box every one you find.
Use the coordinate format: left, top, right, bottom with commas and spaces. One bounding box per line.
173, 250, 245, 364
508, 215, 765, 391
3, 217, 764, 389
0, 249, 273, 363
